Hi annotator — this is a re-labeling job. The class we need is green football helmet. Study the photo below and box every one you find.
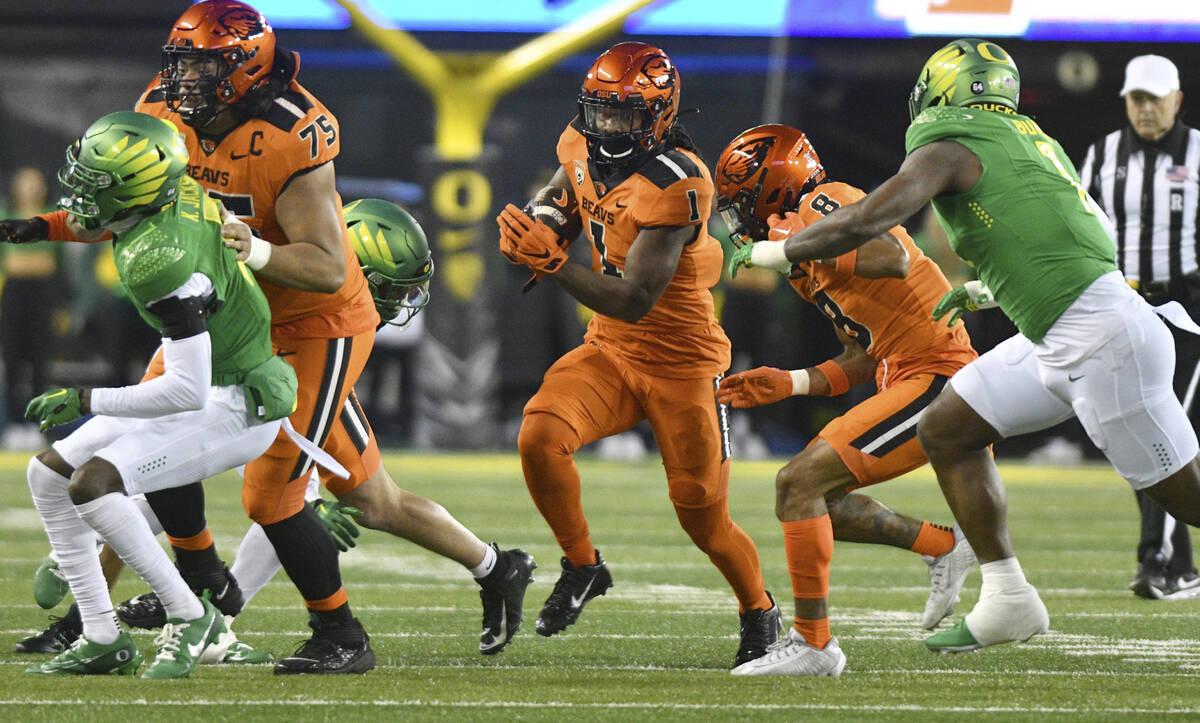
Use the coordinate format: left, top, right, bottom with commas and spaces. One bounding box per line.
57, 111, 189, 230
344, 198, 433, 327
908, 38, 1021, 120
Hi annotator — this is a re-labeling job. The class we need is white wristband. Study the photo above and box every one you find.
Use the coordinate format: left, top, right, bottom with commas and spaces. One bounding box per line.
789, 369, 809, 396
245, 234, 273, 271
749, 241, 793, 273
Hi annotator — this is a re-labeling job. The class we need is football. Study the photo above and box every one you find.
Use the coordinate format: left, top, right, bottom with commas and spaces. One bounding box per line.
525, 186, 583, 244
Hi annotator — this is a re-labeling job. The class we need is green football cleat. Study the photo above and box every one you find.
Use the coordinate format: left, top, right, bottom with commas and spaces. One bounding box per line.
924, 619, 983, 653
33, 557, 70, 610
199, 616, 273, 665
25, 631, 142, 676
221, 639, 273, 664
140, 597, 221, 679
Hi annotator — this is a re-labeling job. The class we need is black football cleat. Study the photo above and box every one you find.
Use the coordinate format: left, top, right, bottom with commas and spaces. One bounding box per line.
274, 614, 375, 675
535, 551, 613, 637
1128, 563, 1168, 600
116, 593, 166, 630
477, 544, 537, 655
734, 591, 783, 668
118, 563, 244, 629
15, 603, 81, 654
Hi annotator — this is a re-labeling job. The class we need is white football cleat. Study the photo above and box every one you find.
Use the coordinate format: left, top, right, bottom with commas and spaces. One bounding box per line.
730, 628, 846, 677
927, 583, 1049, 653
921, 524, 977, 630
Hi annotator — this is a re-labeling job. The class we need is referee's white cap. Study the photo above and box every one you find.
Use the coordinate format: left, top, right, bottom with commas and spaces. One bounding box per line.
1120, 55, 1180, 98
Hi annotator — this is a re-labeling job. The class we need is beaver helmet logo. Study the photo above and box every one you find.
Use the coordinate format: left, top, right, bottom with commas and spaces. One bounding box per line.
719, 137, 775, 185
216, 8, 264, 39
642, 55, 675, 90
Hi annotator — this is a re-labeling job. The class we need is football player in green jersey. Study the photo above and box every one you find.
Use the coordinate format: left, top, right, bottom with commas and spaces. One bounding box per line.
729, 38, 1200, 658
22, 110, 298, 677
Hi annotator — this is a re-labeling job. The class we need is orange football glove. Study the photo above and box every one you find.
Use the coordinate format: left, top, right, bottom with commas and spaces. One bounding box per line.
497, 204, 569, 275
766, 211, 808, 241
716, 367, 792, 408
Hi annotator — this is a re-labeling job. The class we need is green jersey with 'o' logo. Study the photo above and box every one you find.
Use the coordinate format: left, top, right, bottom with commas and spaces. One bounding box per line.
905, 106, 1116, 342
113, 175, 274, 383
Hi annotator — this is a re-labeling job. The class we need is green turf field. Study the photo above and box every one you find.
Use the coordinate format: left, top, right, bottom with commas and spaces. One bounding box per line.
0, 450, 1196, 721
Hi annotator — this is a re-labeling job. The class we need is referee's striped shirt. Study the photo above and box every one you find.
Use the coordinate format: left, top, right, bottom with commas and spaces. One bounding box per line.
1079, 121, 1200, 286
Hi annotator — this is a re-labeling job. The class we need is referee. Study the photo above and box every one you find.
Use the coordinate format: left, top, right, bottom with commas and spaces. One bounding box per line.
1080, 54, 1200, 600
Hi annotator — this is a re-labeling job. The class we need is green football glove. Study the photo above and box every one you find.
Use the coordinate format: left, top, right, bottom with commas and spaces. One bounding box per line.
932, 280, 997, 327
311, 498, 362, 552
727, 241, 793, 280
25, 388, 84, 432
727, 244, 753, 279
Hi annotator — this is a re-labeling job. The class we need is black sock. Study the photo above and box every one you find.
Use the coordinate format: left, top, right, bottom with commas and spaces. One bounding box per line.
145, 483, 207, 537
262, 504, 343, 602
310, 604, 355, 629
174, 544, 222, 578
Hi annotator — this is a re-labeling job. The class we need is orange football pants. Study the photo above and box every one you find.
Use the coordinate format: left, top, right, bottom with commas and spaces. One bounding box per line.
518, 342, 770, 613
819, 372, 949, 489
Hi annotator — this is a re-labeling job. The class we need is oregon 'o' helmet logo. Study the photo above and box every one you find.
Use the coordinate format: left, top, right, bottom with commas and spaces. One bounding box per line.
641, 55, 675, 89
719, 137, 775, 185
216, 8, 263, 39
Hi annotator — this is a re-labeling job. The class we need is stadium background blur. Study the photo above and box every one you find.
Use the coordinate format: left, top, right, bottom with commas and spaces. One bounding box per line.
2, 0, 1198, 458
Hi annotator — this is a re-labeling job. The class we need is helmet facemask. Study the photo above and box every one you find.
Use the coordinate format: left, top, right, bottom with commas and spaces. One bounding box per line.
57, 142, 116, 230
364, 269, 432, 328
578, 93, 657, 173
716, 175, 769, 248
162, 47, 241, 128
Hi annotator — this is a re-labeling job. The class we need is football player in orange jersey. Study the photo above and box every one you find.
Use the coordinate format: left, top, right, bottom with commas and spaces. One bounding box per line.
714, 125, 978, 676
497, 42, 781, 668
1, 0, 534, 671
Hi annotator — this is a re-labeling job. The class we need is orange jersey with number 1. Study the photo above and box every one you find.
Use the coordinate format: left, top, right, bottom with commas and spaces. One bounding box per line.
774, 181, 977, 388
135, 76, 377, 339
557, 120, 730, 377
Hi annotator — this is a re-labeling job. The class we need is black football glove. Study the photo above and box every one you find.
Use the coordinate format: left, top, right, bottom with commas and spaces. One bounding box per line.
0, 217, 49, 244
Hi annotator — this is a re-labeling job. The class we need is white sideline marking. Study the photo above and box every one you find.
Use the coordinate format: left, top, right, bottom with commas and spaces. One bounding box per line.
0, 700, 1195, 714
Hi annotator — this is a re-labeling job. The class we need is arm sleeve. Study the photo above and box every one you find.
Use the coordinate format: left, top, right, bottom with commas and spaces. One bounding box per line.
34, 211, 112, 243
88, 274, 214, 417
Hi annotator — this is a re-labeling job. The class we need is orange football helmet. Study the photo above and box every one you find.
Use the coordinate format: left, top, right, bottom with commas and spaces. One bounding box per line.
160, 0, 276, 127
714, 124, 826, 246
578, 42, 680, 171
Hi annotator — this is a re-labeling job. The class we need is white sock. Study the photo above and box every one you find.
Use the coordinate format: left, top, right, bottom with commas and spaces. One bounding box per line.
130, 494, 164, 536
75, 492, 203, 621
470, 543, 497, 579
978, 557, 1029, 597
230, 521, 281, 606
27, 458, 121, 644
